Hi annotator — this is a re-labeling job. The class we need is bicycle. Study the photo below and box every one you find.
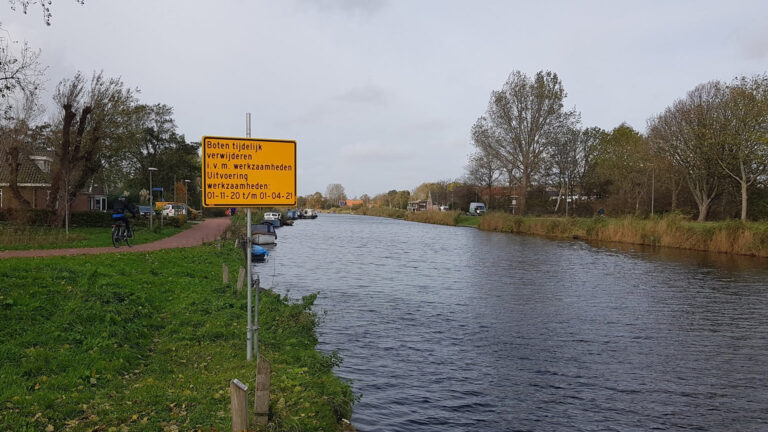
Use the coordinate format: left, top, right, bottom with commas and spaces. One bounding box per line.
111, 217, 133, 248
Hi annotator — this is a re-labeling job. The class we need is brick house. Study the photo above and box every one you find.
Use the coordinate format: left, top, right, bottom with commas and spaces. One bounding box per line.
0, 149, 107, 212
407, 192, 439, 212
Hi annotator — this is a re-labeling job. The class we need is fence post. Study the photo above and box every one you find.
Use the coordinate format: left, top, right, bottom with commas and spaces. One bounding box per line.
222, 263, 229, 284
252, 357, 271, 426
236, 266, 245, 292
230, 379, 248, 432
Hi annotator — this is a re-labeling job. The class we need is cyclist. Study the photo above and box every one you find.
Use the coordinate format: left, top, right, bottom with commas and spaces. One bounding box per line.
112, 196, 137, 237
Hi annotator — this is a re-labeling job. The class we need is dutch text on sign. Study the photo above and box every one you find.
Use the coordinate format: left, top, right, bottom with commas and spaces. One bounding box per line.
202, 136, 296, 207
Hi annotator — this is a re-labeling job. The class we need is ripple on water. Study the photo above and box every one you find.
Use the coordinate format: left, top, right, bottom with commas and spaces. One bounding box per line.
267, 214, 768, 432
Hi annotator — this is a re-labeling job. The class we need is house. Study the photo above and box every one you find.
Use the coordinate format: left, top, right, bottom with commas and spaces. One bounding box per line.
339, 199, 364, 207
0, 149, 108, 212
0, 149, 53, 210
407, 192, 439, 212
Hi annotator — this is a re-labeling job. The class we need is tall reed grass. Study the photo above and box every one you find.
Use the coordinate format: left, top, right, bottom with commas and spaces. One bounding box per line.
404, 210, 460, 226
357, 207, 407, 219
479, 212, 768, 257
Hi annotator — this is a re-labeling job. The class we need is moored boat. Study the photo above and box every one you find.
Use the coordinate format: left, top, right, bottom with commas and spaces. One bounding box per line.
251, 245, 269, 262
301, 209, 318, 219
251, 222, 277, 245
263, 212, 282, 227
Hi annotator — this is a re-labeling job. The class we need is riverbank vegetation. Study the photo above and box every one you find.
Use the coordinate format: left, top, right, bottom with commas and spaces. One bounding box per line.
0, 244, 355, 431
479, 212, 768, 257
299, 70, 767, 229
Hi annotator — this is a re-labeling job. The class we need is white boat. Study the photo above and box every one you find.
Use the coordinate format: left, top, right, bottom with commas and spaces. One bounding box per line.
251, 222, 277, 245
301, 209, 318, 219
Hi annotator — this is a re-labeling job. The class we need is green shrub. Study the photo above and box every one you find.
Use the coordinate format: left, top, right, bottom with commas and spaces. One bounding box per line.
1, 209, 58, 226
69, 211, 114, 227
167, 215, 187, 227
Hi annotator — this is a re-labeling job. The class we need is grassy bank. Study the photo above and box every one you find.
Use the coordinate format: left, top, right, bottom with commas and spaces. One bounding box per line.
355, 207, 466, 227
479, 212, 768, 257
0, 225, 189, 251
0, 244, 355, 431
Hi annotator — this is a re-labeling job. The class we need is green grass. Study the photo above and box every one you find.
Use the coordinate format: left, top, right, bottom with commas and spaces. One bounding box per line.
455, 215, 481, 227
0, 225, 189, 251
0, 244, 355, 431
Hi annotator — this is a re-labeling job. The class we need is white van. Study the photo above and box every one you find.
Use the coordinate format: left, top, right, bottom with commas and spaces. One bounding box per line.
161, 203, 187, 217
468, 202, 486, 215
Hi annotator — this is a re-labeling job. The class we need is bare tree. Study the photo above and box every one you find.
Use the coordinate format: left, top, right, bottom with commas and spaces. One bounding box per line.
7, 0, 85, 26
465, 148, 502, 210
0, 35, 45, 122
473, 70, 577, 214
46, 71, 136, 224
717, 75, 768, 221
325, 183, 346, 207
648, 82, 727, 221
0, 34, 47, 210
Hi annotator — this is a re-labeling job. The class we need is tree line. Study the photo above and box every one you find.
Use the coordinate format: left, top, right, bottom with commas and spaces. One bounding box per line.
466, 70, 768, 221
1, 35, 200, 225
304, 70, 767, 222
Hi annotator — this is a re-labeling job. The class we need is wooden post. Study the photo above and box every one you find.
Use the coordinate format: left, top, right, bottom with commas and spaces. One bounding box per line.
236, 267, 245, 292
222, 263, 229, 284
252, 357, 271, 427
230, 379, 248, 432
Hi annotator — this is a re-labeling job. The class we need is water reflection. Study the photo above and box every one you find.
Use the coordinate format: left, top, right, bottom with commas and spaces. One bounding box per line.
264, 214, 768, 432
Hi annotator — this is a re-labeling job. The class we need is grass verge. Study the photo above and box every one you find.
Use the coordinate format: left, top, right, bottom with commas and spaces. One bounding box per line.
0, 244, 355, 431
479, 212, 768, 257
0, 225, 189, 251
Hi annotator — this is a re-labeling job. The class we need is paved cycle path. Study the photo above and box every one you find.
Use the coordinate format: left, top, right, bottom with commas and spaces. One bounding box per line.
0, 217, 232, 259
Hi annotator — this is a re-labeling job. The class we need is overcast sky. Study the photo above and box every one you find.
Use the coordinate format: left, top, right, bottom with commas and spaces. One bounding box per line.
4, 0, 767, 197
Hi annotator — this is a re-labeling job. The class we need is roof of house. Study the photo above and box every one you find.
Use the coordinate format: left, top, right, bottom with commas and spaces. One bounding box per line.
0, 148, 51, 186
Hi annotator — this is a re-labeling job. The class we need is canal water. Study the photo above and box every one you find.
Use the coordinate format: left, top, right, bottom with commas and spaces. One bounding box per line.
261, 214, 768, 431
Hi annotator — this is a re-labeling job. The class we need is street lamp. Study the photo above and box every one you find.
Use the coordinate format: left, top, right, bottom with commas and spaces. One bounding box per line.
149, 167, 158, 230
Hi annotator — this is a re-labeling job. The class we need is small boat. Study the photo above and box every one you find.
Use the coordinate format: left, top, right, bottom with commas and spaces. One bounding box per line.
263, 212, 282, 227
251, 222, 277, 245
285, 210, 300, 220
301, 209, 318, 219
251, 245, 269, 262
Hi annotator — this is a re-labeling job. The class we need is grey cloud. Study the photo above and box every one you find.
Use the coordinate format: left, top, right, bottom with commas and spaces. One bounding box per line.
743, 30, 768, 60
335, 85, 387, 105
298, 0, 388, 16
339, 143, 411, 162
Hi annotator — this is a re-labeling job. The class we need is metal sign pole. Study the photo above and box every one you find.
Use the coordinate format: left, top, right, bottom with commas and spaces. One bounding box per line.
245, 112, 256, 362
246, 207, 253, 361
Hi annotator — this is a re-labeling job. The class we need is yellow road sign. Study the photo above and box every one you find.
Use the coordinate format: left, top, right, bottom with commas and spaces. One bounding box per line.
202, 136, 296, 207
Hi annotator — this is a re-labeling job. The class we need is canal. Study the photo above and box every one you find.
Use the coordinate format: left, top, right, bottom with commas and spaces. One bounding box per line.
262, 213, 768, 431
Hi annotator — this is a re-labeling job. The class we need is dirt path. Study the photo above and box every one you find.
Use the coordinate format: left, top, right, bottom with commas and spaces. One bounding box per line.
0, 217, 232, 259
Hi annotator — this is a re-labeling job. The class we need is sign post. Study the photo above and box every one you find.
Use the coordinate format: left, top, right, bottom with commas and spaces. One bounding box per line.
202, 131, 296, 362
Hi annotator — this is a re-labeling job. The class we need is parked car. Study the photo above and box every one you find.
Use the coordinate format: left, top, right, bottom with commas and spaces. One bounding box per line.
137, 205, 153, 217
468, 202, 486, 216
161, 203, 187, 217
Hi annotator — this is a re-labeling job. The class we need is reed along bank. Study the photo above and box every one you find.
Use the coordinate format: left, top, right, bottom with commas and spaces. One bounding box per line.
351, 207, 768, 257
478, 212, 768, 257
